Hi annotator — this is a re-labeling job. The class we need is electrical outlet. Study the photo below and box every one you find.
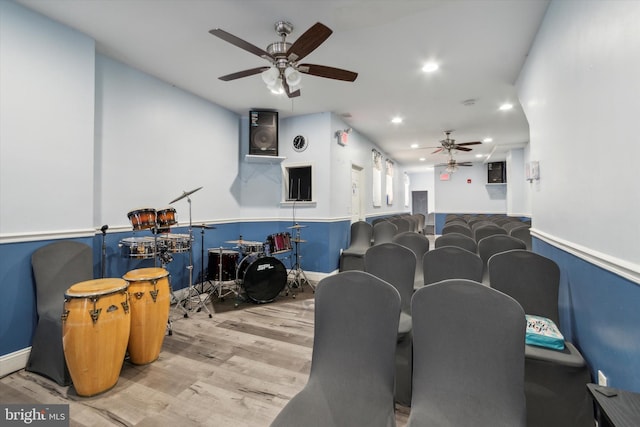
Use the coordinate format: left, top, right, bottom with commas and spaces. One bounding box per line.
598, 370, 608, 387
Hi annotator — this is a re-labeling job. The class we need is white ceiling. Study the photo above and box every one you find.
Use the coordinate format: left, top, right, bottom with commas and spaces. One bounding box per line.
15, 0, 550, 171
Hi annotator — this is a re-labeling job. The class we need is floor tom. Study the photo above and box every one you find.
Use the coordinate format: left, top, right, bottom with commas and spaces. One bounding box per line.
208, 249, 240, 282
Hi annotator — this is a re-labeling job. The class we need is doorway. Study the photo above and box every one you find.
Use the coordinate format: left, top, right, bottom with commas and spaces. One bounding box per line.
351, 165, 364, 223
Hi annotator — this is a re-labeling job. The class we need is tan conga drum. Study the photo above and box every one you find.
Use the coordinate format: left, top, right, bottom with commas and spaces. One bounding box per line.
122, 267, 171, 365
62, 278, 130, 397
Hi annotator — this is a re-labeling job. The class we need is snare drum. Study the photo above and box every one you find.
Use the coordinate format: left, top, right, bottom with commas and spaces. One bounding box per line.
268, 232, 292, 253
208, 249, 240, 282
120, 237, 156, 259
159, 233, 191, 253
156, 207, 177, 229
238, 240, 264, 255
62, 278, 130, 397
122, 268, 171, 365
127, 208, 156, 230
237, 256, 287, 303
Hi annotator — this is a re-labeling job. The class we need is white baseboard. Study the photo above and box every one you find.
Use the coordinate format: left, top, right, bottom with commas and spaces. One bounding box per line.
0, 347, 31, 378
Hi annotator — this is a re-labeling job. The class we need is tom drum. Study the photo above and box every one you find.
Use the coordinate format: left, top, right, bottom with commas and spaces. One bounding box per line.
208, 249, 240, 282
237, 256, 287, 304
267, 232, 292, 253
127, 208, 156, 230
62, 278, 130, 397
156, 207, 177, 231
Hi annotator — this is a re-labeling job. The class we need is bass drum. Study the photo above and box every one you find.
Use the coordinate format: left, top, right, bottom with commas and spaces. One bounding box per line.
237, 256, 287, 304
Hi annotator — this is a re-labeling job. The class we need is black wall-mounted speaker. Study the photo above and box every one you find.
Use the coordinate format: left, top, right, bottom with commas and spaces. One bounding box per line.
249, 110, 278, 156
488, 161, 506, 183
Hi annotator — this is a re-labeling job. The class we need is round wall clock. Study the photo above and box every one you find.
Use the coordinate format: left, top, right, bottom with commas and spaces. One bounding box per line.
293, 135, 308, 152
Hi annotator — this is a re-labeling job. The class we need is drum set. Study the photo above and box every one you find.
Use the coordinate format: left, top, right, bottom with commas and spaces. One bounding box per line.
206, 224, 312, 306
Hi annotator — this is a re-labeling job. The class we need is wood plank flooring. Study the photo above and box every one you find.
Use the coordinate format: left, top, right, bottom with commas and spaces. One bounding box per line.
0, 291, 410, 426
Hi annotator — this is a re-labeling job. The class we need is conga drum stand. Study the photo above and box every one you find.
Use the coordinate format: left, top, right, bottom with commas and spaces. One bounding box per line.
169, 187, 212, 318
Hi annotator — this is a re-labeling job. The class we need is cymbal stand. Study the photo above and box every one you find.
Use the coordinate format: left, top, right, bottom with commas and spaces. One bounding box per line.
288, 225, 313, 293
177, 194, 212, 318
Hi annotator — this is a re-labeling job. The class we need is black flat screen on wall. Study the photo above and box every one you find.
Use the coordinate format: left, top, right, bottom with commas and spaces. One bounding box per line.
488, 161, 506, 183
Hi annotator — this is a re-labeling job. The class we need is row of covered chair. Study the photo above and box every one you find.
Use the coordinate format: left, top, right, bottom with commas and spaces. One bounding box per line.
356, 229, 592, 426
271, 272, 527, 427
339, 214, 426, 271
442, 214, 532, 249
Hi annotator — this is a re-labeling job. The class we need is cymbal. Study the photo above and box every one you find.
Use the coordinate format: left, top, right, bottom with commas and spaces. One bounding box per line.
226, 240, 263, 245
287, 224, 307, 229
192, 224, 216, 229
169, 186, 203, 204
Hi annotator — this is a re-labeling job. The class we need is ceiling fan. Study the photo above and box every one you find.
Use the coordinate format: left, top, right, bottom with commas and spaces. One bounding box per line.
436, 156, 473, 173
209, 21, 358, 98
431, 130, 482, 154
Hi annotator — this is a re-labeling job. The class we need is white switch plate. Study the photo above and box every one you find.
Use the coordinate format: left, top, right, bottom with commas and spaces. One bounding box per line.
597, 370, 608, 387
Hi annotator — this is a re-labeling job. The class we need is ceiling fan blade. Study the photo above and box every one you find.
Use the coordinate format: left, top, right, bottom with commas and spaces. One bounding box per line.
456, 141, 482, 146
218, 67, 270, 81
283, 79, 301, 98
209, 29, 273, 60
298, 64, 358, 81
455, 146, 473, 152
431, 148, 444, 154
287, 22, 333, 62
459, 163, 473, 166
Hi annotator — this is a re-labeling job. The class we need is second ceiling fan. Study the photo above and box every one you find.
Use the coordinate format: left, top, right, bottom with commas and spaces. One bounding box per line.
209, 21, 358, 98
431, 130, 482, 154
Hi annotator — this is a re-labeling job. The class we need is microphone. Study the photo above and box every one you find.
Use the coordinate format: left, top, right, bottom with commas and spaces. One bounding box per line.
100, 224, 109, 235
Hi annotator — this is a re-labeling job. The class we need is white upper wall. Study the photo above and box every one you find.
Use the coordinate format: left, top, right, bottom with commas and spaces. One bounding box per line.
517, 0, 640, 268
0, 1, 95, 237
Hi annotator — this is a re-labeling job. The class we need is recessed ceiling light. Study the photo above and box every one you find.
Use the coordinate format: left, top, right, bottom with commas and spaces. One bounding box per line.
475, 154, 484, 158
483, 137, 493, 143
419, 157, 426, 161
499, 103, 514, 111
422, 62, 439, 73
391, 116, 403, 124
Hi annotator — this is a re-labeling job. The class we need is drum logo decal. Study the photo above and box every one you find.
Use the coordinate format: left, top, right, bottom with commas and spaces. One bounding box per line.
257, 263, 274, 271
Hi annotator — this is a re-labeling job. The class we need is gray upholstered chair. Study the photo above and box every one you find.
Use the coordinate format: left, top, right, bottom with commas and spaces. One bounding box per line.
27, 240, 93, 385
372, 220, 398, 246
392, 231, 430, 290
473, 223, 507, 242
339, 220, 372, 271
477, 234, 526, 282
510, 225, 532, 250
270, 271, 400, 427
434, 232, 478, 253
441, 223, 472, 238
503, 221, 530, 232
409, 279, 526, 427
365, 242, 415, 406
423, 246, 483, 285
488, 250, 593, 427
391, 217, 411, 233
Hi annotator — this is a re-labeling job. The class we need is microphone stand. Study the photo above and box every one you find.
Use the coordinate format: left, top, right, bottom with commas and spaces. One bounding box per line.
100, 225, 108, 278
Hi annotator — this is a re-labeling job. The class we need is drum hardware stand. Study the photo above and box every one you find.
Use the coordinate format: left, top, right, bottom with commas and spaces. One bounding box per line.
99, 224, 109, 278
193, 224, 217, 304
169, 187, 212, 318
287, 224, 314, 293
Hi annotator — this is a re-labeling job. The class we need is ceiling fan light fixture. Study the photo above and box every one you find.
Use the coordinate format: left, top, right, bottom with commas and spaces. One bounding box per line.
268, 78, 285, 95
261, 67, 280, 85
284, 66, 302, 86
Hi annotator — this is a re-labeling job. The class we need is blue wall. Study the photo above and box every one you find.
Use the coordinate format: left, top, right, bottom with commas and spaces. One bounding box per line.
534, 237, 640, 393
1, 219, 350, 358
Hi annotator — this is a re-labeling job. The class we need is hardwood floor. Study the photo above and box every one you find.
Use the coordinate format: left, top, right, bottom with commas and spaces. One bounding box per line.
0, 291, 410, 426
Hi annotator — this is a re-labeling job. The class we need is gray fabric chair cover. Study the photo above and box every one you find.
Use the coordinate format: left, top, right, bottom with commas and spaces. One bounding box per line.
488, 250, 593, 427
477, 234, 526, 282
503, 221, 530, 232
392, 231, 430, 291
270, 271, 400, 427
365, 243, 415, 406
391, 218, 411, 233
373, 221, 398, 246
441, 223, 472, 238
339, 221, 373, 271
27, 240, 93, 385
470, 220, 495, 231
434, 232, 477, 253
409, 279, 526, 427
509, 225, 532, 250
423, 246, 483, 285
473, 224, 507, 242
